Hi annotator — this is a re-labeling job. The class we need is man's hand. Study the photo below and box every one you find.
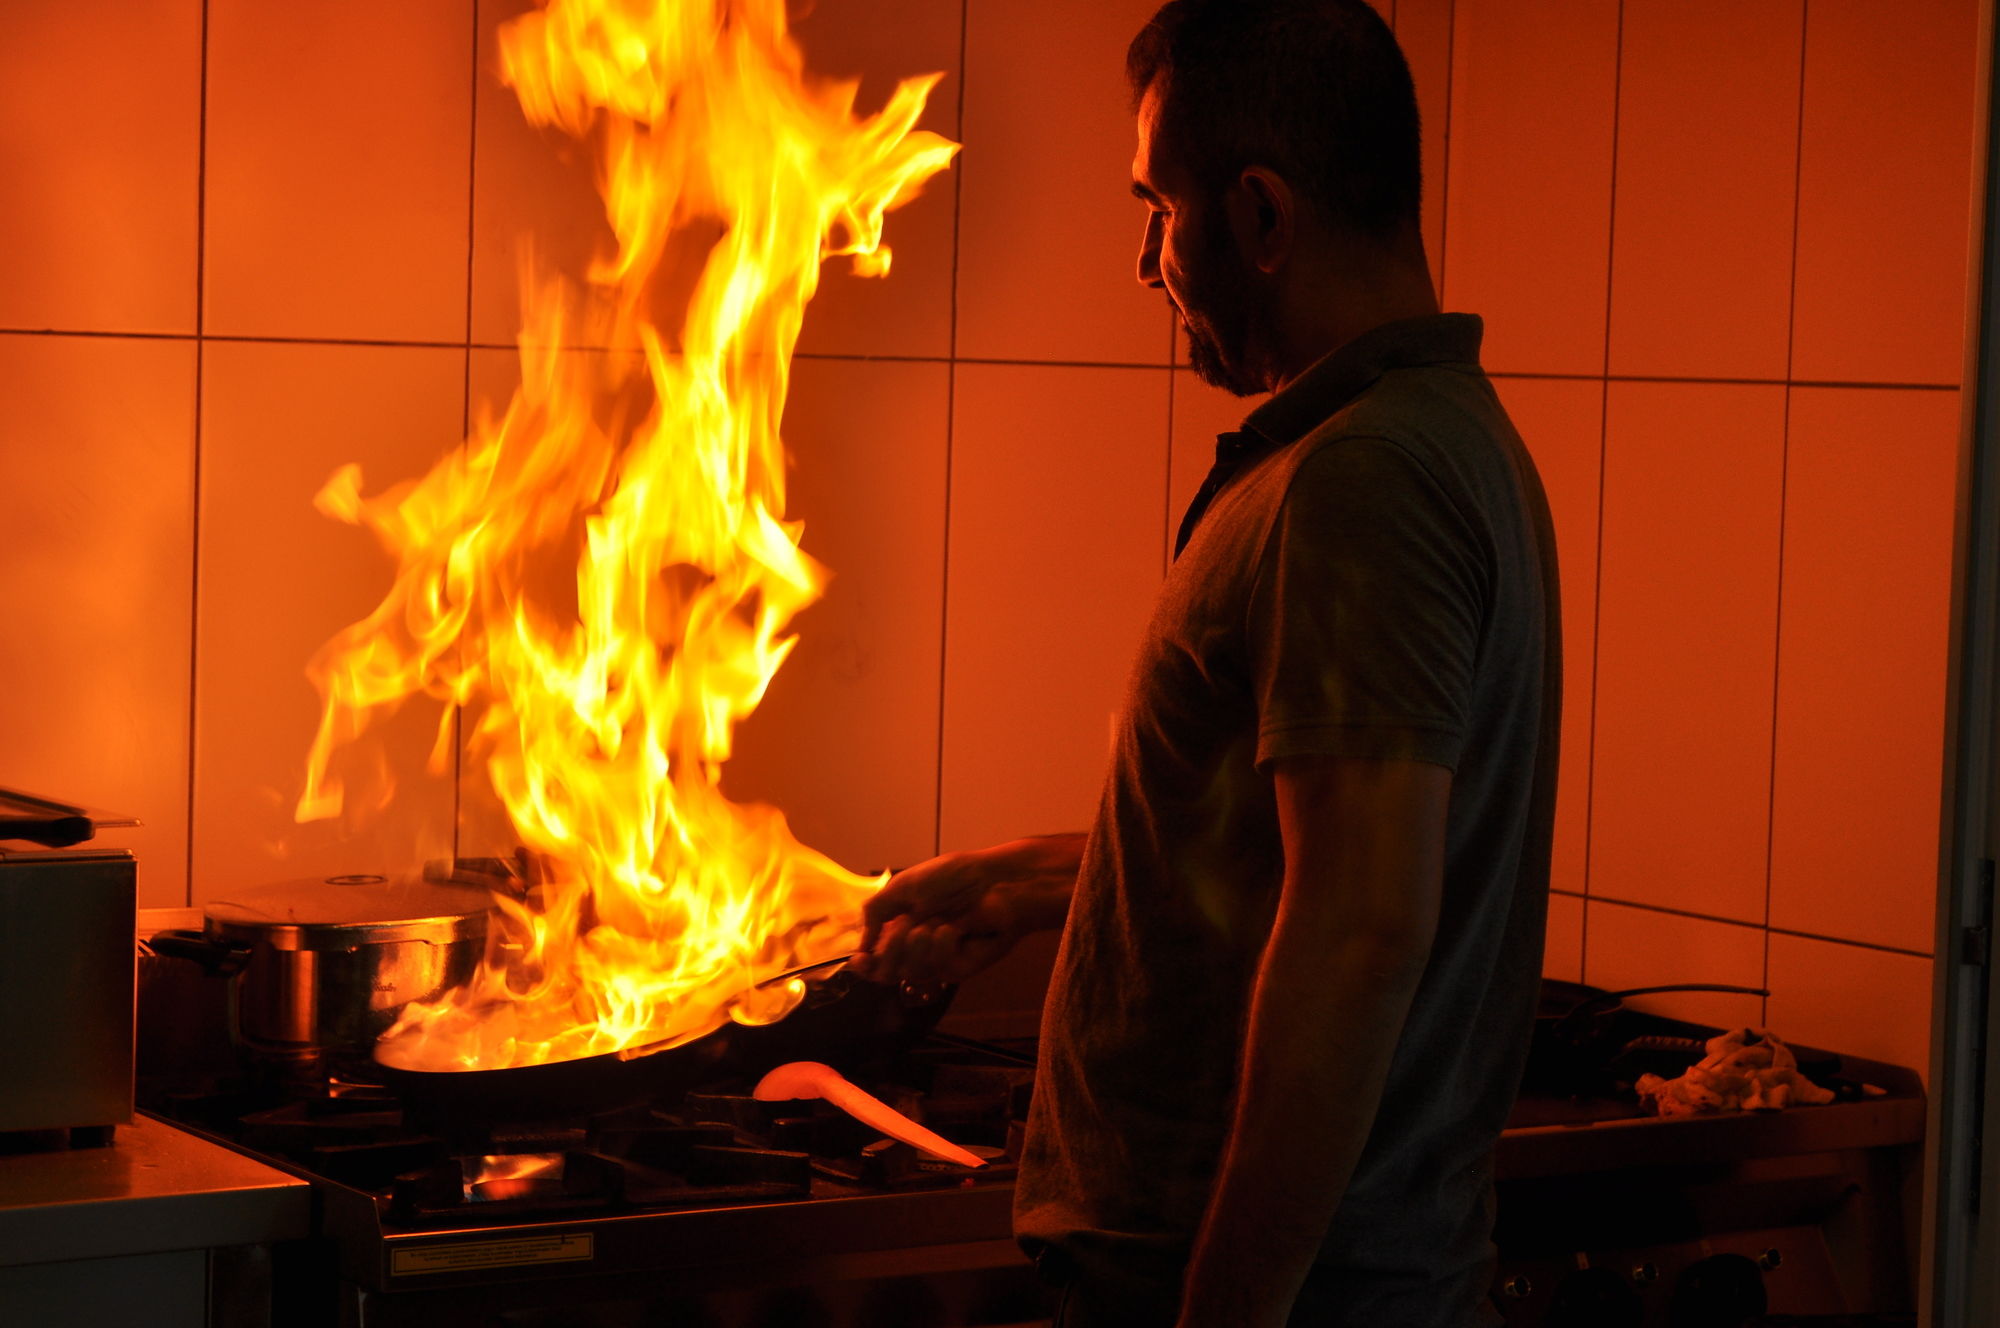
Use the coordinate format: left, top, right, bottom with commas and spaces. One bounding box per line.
852, 833, 1086, 986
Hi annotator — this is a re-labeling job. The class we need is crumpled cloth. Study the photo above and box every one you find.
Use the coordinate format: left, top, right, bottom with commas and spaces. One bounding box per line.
1634, 1027, 1837, 1116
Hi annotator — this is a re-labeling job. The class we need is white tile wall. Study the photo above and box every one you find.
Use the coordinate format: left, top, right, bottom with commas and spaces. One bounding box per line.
1768, 931, 1935, 1079
1583, 898, 1768, 1033
726, 358, 953, 876
0, 0, 202, 335
1792, 0, 1981, 386
1608, 0, 1803, 380
0, 0, 1973, 1076
940, 364, 1168, 850
1770, 388, 1961, 956
1591, 382, 1786, 925
1444, 0, 1619, 375
203, 0, 474, 342
192, 342, 465, 896
0, 335, 197, 905
957, 0, 1171, 365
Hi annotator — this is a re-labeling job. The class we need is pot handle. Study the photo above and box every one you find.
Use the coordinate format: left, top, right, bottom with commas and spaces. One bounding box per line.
147, 928, 252, 977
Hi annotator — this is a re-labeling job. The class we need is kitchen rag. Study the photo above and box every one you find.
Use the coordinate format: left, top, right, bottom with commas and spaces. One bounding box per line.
1635, 1027, 1838, 1116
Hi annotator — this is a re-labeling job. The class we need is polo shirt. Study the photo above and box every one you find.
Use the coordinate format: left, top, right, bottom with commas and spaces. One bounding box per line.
1015, 313, 1561, 1327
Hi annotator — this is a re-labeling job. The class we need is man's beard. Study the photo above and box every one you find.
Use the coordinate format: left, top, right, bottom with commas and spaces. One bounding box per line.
1183, 314, 1265, 397
1176, 221, 1276, 398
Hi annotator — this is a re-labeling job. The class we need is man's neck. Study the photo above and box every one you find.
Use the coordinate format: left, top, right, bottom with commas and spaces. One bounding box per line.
1268, 239, 1439, 394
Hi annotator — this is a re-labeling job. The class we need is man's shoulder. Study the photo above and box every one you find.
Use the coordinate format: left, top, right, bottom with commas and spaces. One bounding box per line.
1315, 361, 1503, 448
1290, 365, 1521, 507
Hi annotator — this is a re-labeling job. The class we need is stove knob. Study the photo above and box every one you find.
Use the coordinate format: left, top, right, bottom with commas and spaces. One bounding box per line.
1499, 1274, 1534, 1300
1545, 1267, 1642, 1328
1668, 1253, 1768, 1328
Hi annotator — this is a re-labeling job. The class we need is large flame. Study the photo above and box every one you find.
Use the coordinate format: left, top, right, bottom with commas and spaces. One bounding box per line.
295, 0, 957, 1071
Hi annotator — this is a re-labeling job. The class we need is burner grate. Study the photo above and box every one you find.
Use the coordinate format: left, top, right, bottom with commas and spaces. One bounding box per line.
145, 1041, 1026, 1231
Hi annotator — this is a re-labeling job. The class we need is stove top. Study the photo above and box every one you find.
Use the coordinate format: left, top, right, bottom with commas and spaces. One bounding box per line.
135, 947, 1930, 1328
148, 1042, 1027, 1213
142, 1036, 1038, 1319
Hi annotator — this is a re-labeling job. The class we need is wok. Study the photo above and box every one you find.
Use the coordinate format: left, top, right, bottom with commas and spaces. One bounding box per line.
375, 968, 952, 1127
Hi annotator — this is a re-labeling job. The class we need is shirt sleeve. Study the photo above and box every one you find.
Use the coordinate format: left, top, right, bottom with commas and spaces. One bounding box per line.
1247, 435, 1487, 772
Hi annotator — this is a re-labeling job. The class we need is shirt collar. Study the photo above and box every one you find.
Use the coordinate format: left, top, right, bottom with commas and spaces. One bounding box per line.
1241, 312, 1485, 448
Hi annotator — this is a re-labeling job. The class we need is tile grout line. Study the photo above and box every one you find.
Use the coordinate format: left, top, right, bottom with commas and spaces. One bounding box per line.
1487, 370, 1958, 392
833, 353, 1180, 372
1580, 0, 1627, 984
932, 0, 971, 861
1436, 0, 1454, 302
184, 0, 212, 909
453, 0, 482, 869
1578, 366, 1604, 983
1761, 0, 1813, 1031
0, 324, 1964, 393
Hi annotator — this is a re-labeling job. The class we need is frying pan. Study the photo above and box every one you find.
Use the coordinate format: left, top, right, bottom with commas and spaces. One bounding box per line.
372, 1020, 737, 1127
374, 969, 951, 1127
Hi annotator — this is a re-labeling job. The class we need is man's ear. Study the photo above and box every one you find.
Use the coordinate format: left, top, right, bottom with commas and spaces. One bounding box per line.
1230, 166, 1295, 276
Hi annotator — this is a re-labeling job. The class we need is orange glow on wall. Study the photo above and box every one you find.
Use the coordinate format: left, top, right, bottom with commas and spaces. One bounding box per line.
0, 0, 1974, 1077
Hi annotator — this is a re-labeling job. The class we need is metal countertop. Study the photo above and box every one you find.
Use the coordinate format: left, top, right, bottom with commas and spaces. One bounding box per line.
0, 1113, 310, 1266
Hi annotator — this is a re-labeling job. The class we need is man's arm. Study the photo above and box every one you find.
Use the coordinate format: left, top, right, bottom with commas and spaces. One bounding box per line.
854, 833, 1085, 985
1176, 754, 1449, 1328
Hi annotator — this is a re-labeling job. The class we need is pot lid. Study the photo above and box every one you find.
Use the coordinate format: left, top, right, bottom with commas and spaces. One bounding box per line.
204, 872, 492, 950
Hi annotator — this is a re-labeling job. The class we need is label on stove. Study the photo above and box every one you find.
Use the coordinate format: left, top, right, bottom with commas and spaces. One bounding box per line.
390, 1233, 595, 1277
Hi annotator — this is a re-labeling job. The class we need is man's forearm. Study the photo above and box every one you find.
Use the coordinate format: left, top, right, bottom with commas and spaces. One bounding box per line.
975, 831, 1086, 932
1177, 924, 1430, 1328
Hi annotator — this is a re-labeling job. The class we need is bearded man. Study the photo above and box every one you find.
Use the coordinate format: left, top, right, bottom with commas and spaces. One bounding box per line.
856, 3, 1560, 1325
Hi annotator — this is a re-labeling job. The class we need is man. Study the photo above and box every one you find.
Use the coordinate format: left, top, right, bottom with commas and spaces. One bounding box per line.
855, 3, 1560, 1324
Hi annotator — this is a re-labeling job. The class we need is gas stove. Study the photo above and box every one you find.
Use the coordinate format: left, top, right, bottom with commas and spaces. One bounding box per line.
138, 923, 1928, 1328
142, 1033, 1044, 1328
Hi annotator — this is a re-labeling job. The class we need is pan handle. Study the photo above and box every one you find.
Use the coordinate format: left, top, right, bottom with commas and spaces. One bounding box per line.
755, 953, 860, 988
146, 928, 252, 977
1552, 983, 1770, 1038
1598, 983, 1770, 1002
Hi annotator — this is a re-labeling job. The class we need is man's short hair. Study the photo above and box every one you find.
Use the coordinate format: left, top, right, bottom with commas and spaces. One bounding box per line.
1127, 0, 1422, 241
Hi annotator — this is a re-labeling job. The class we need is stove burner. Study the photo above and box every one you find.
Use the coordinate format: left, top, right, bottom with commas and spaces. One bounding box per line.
146, 1039, 1029, 1232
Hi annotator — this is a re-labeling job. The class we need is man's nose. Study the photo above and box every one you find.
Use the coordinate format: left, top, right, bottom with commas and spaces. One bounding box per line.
1136, 212, 1165, 289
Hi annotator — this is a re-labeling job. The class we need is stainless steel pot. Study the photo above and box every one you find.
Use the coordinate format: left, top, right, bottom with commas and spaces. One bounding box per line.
149, 872, 493, 1075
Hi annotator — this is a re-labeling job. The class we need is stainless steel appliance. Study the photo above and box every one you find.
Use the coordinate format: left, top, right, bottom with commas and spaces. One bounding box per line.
0, 786, 138, 1139
147, 871, 495, 1084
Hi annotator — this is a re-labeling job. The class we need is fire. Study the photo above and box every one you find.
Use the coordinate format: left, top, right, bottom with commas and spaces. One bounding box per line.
464, 1153, 566, 1203
295, 0, 957, 1071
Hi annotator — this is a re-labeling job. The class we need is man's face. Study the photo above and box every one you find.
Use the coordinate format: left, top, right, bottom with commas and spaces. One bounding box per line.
1132, 83, 1272, 397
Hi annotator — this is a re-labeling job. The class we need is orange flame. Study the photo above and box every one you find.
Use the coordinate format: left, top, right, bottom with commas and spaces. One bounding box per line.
296, 0, 957, 1071
464, 1152, 566, 1202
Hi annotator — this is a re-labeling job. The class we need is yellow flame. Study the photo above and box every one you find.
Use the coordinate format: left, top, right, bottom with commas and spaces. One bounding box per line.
464, 1152, 565, 1202
296, 0, 957, 1071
